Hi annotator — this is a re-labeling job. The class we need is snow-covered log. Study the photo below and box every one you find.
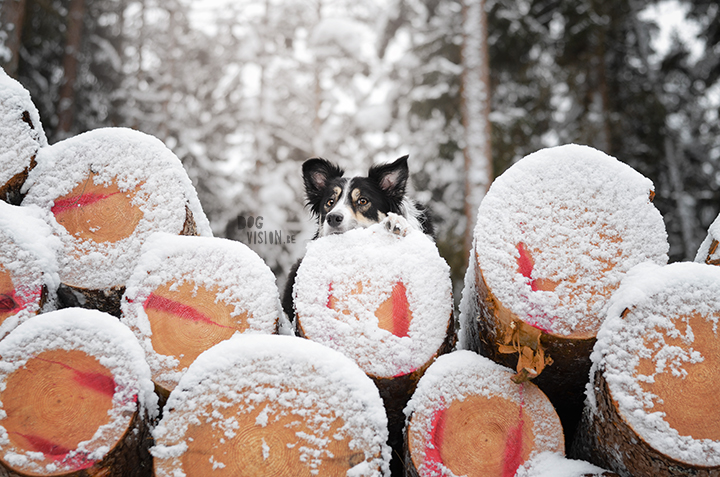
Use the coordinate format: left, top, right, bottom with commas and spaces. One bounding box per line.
120, 234, 282, 398
460, 144, 668, 445
293, 224, 454, 472
152, 334, 391, 477
21, 128, 211, 316
515, 452, 618, 477
0, 202, 59, 339
0, 69, 47, 205
0, 309, 157, 477
695, 212, 720, 266
572, 262, 720, 476
404, 350, 564, 477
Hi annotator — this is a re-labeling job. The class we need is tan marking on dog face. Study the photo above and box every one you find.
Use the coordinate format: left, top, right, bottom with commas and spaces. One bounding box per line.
324, 186, 343, 212
351, 188, 371, 213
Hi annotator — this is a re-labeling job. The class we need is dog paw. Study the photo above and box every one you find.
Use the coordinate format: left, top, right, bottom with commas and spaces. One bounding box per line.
383, 213, 410, 237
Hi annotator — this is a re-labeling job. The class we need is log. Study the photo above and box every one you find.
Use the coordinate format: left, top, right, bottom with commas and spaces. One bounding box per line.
0, 308, 158, 477
293, 224, 454, 475
152, 334, 391, 476
695, 213, 720, 266
21, 127, 212, 316
460, 144, 668, 446
572, 262, 720, 476
404, 350, 564, 477
515, 452, 618, 477
0, 69, 47, 205
0, 201, 59, 339
121, 233, 283, 398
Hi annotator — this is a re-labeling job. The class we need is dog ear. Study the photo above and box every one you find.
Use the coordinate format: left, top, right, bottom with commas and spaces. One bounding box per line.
369, 155, 409, 200
302, 158, 344, 211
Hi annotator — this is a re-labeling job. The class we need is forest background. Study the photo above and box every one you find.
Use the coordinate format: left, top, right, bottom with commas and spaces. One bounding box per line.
1, 0, 719, 296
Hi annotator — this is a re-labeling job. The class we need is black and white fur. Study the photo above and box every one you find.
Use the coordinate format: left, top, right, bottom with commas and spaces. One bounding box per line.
282, 155, 433, 320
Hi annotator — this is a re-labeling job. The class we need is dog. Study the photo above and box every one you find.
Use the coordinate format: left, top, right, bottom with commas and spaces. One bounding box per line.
282, 155, 433, 320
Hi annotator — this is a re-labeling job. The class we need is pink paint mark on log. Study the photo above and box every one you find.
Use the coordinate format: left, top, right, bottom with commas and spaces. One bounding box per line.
51, 190, 122, 216
0, 288, 42, 315
502, 387, 526, 477
517, 242, 540, 291
144, 293, 232, 329
390, 282, 410, 338
424, 404, 446, 473
15, 432, 71, 458
36, 358, 116, 397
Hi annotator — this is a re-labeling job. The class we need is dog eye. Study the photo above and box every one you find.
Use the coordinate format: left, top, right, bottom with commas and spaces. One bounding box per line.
325, 198, 335, 208
357, 197, 368, 206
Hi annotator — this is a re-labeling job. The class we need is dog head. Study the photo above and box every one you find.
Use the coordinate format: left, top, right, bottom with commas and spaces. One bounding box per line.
303, 155, 411, 237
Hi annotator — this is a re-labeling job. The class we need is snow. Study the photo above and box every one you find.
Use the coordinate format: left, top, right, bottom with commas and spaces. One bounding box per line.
0, 202, 60, 338
469, 144, 668, 336
21, 127, 212, 290
0, 309, 157, 475
515, 451, 609, 477
694, 212, 720, 264
0, 68, 47, 187
590, 261, 720, 466
405, 350, 563, 476
293, 223, 453, 377
121, 233, 283, 388
151, 334, 390, 476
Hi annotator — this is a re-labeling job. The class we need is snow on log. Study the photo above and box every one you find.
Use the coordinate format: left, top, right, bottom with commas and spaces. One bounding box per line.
695, 212, 720, 266
152, 334, 391, 477
0, 309, 157, 477
459, 144, 668, 443
0, 69, 47, 205
21, 127, 211, 316
0, 202, 59, 339
293, 224, 454, 472
572, 262, 720, 476
515, 452, 618, 477
120, 233, 282, 397
404, 350, 564, 477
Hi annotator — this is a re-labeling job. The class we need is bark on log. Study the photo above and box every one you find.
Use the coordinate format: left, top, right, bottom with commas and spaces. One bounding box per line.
21, 128, 211, 317
571, 262, 720, 476
404, 351, 564, 477
121, 234, 282, 397
293, 226, 454, 476
460, 144, 668, 447
0, 309, 157, 477
0, 202, 57, 339
0, 71, 47, 205
695, 213, 720, 266
152, 334, 390, 477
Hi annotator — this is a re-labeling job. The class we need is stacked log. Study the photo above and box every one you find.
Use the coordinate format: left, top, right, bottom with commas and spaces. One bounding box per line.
695, 212, 720, 266
0, 69, 47, 205
460, 144, 669, 444
292, 224, 454, 473
404, 350, 564, 477
0, 308, 157, 477
21, 127, 211, 315
121, 233, 283, 398
152, 334, 390, 476
572, 262, 720, 476
0, 201, 59, 338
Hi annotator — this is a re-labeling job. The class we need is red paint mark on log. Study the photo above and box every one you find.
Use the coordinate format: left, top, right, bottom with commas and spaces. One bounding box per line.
517, 242, 540, 291
502, 388, 526, 477
35, 358, 116, 397
424, 404, 446, 473
0, 294, 16, 313
390, 282, 410, 338
51, 190, 122, 216
15, 432, 71, 458
144, 293, 232, 329
0, 288, 42, 315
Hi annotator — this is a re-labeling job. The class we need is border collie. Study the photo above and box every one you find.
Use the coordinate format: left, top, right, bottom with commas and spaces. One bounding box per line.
282, 155, 433, 319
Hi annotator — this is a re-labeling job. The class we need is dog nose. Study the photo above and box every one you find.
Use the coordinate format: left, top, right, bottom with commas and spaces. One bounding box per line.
327, 213, 343, 227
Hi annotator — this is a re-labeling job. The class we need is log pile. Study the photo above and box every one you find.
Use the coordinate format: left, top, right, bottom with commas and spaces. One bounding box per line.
571, 262, 720, 475
0, 309, 157, 477
152, 334, 390, 476
460, 144, 669, 447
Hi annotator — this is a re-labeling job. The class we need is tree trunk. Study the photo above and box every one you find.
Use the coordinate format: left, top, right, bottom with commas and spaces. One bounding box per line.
120, 235, 282, 399
404, 351, 564, 477
461, 0, 493, 259
0, 0, 26, 77
56, 0, 85, 139
152, 334, 390, 476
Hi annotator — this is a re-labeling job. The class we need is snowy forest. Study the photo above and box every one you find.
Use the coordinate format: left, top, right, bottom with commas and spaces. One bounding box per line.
1, 0, 719, 291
